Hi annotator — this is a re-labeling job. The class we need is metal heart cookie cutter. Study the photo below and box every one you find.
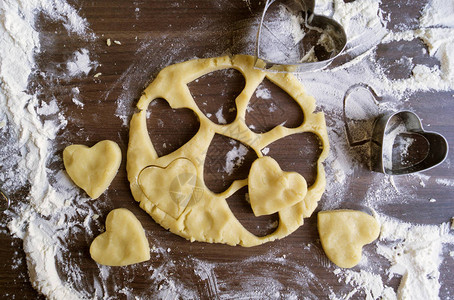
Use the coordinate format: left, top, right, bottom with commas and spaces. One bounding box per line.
255, 0, 347, 72
343, 84, 449, 175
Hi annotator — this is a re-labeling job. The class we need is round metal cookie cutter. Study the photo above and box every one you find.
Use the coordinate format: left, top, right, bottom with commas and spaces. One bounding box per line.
255, 0, 347, 72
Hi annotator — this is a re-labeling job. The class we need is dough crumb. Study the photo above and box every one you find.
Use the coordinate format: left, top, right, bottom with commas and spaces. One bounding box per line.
114, 40, 121, 45
93, 72, 102, 78
106, 38, 111, 46
92, 214, 99, 220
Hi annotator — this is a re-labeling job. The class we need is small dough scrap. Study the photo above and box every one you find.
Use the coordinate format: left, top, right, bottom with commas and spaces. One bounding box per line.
63, 140, 121, 199
138, 158, 198, 219
90, 208, 150, 266
318, 209, 380, 268
248, 156, 307, 216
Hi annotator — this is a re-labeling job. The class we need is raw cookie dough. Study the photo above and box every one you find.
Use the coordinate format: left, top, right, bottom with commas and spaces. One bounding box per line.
248, 156, 307, 216
90, 208, 150, 266
63, 140, 121, 199
318, 209, 380, 268
127, 55, 329, 247
138, 158, 200, 219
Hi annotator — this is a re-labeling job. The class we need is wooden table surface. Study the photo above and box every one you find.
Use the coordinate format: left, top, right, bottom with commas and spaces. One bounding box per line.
1, 0, 453, 299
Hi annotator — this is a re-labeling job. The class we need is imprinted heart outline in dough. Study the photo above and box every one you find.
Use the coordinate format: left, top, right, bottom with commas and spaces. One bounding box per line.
137, 158, 203, 219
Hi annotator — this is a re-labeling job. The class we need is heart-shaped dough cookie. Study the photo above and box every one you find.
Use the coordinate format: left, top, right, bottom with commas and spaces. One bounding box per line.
90, 208, 150, 266
318, 209, 380, 268
138, 158, 199, 219
248, 156, 307, 216
63, 140, 121, 199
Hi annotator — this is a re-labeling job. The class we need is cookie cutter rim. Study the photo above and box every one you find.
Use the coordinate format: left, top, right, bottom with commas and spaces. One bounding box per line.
0, 188, 10, 211
254, 0, 347, 73
370, 110, 449, 175
343, 84, 449, 175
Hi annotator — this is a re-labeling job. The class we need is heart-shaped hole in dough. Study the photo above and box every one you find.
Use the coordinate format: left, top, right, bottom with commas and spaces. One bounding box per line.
90, 208, 150, 266
63, 140, 121, 199
262, 132, 322, 187
246, 78, 303, 133
248, 156, 307, 217
147, 98, 200, 157
188, 68, 245, 125
226, 186, 279, 237
318, 209, 380, 268
204, 134, 258, 194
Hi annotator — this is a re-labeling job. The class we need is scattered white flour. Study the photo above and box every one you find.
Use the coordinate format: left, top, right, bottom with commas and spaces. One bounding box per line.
1, 0, 454, 299
224, 144, 248, 175
215, 107, 227, 124
435, 178, 454, 186
341, 269, 395, 300
377, 217, 454, 300
0, 0, 93, 298
333, 216, 454, 300
420, 0, 454, 27
255, 85, 272, 100
382, 122, 408, 172
66, 48, 97, 77
71, 97, 84, 108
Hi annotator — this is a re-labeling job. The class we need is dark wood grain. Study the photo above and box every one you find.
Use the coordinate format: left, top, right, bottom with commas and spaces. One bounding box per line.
1, 0, 453, 299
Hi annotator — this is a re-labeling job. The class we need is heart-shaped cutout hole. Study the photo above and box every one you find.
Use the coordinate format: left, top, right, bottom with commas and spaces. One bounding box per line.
204, 134, 258, 194
90, 208, 150, 266
226, 186, 279, 237
63, 140, 122, 199
249, 156, 307, 217
138, 158, 201, 219
317, 209, 380, 268
246, 78, 303, 133
262, 132, 322, 187
188, 68, 245, 125
147, 98, 200, 157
